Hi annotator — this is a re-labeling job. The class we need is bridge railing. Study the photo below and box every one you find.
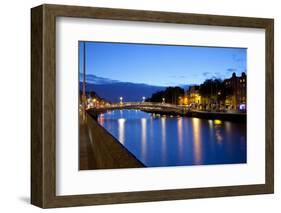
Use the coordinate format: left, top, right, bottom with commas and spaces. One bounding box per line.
102, 102, 181, 109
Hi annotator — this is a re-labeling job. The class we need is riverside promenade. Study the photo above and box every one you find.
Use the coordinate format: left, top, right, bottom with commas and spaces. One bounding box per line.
79, 112, 145, 170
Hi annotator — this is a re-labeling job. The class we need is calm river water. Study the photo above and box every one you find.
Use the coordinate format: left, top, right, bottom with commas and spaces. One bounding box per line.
97, 109, 246, 167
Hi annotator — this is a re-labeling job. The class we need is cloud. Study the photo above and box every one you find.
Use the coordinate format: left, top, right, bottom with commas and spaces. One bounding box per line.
163, 81, 177, 86
214, 72, 224, 79
79, 74, 165, 87
232, 53, 245, 63
202, 72, 211, 77
79, 73, 120, 84
202, 72, 224, 80
169, 75, 186, 79
203, 72, 223, 78
227, 68, 237, 73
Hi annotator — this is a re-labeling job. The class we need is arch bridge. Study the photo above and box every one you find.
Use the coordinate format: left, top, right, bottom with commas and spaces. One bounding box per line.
94, 102, 186, 114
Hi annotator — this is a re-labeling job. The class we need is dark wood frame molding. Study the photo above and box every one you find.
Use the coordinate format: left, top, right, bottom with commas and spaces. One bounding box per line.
31, 4, 274, 208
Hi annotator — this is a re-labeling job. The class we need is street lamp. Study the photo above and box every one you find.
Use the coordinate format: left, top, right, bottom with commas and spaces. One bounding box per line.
162, 98, 165, 104
81, 41, 87, 121
120, 96, 123, 104
92, 98, 96, 108
178, 96, 182, 105
142, 96, 145, 102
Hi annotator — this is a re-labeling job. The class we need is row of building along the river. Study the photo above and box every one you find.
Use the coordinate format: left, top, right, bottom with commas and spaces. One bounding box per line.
182, 72, 246, 112
147, 72, 246, 112
81, 72, 246, 113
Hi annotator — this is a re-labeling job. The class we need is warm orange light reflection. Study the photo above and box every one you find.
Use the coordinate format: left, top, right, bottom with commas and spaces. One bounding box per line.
214, 119, 222, 125
214, 120, 223, 144
177, 118, 183, 145
177, 118, 183, 159
192, 118, 202, 164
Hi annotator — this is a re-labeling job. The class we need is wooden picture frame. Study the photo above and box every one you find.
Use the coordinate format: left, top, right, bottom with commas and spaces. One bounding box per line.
31, 4, 274, 208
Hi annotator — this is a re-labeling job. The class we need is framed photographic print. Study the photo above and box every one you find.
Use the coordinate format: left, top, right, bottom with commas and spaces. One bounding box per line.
31, 4, 274, 208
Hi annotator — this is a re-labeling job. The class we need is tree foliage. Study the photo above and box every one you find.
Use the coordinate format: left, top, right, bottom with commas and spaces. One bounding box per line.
199, 78, 233, 103
147, 87, 184, 104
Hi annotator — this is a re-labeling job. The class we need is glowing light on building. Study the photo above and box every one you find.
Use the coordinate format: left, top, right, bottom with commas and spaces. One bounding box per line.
239, 104, 246, 110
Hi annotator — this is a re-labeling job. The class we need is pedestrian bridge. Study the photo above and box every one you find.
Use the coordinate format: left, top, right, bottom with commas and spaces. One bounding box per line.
98, 102, 184, 112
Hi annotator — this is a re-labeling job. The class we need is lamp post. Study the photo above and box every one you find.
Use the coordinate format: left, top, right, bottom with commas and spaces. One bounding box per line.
120, 96, 123, 104
162, 98, 165, 104
217, 91, 221, 111
142, 96, 145, 102
82, 41, 87, 121
178, 96, 182, 105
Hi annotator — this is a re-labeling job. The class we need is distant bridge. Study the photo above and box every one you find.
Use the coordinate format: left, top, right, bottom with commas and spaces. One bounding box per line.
94, 102, 187, 114
87, 102, 246, 122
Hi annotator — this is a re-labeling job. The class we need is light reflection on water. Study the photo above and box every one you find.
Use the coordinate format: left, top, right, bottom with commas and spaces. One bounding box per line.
141, 118, 147, 161
118, 118, 125, 144
192, 118, 202, 164
98, 109, 246, 167
161, 117, 166, 164
177, 118, 183, 161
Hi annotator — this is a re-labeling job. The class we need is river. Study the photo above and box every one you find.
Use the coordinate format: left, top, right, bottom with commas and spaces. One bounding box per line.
97, 109, 246, 167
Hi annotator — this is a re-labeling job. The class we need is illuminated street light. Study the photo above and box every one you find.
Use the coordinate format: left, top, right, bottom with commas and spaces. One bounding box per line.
162, 98, 165, 104
120, 96, 123, 104
92, 98, 97, 108
178, 96, 182, 105
142, 96, 145, 102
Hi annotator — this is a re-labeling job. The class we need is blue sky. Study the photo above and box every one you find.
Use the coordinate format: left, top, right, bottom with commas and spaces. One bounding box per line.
79, 41, 246, 86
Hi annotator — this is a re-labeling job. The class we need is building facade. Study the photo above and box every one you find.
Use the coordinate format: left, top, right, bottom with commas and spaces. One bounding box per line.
224, 72, 247, 111
180, 72, 246, 112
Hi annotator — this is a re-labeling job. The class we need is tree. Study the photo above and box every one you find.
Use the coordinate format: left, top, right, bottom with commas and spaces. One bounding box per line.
199, 78, 226, 105
147, 87, 184, 104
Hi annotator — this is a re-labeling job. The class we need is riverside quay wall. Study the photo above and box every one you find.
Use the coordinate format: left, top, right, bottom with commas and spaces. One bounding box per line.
79, 112, 145, 170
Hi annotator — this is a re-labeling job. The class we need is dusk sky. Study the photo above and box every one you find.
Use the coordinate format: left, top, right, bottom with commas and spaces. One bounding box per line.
79, 41, 247, 86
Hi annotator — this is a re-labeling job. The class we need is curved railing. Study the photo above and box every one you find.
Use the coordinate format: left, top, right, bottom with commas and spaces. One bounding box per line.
98, 102, 184, 110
